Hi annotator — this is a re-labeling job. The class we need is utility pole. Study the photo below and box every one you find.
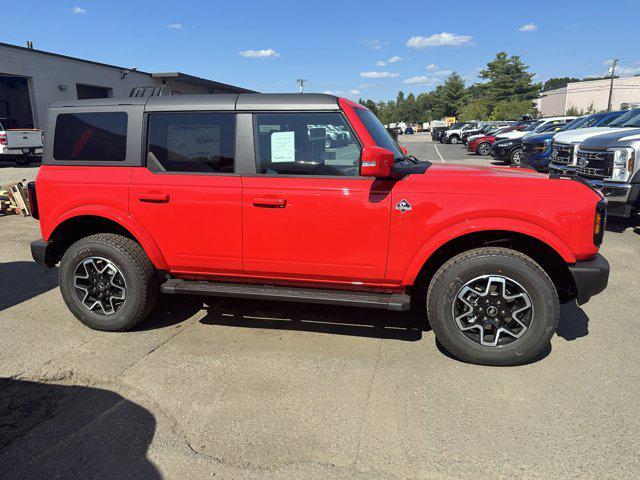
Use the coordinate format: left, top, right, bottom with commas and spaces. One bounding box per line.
607, 58, 618, 112
297, 78, 306, 94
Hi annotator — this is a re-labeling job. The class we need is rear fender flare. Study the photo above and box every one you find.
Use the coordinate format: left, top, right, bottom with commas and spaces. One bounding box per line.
46, 205, 169, 270
402, 217, 576, 285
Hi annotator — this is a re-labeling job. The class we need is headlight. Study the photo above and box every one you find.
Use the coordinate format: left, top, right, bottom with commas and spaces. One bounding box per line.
534, 140, 551, 153
501, 141, 515, 147
608, 147, 635, 182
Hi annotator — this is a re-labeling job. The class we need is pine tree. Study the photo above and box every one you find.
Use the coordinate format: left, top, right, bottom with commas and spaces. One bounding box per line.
479, 52, 538, 104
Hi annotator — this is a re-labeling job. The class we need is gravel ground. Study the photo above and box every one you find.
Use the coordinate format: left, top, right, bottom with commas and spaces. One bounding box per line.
1, 135, 639, 479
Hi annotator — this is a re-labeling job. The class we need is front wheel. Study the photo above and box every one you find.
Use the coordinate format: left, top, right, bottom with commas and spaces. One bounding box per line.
449, 136, 459, 144
59, 233, 160, 331
509, 148, 523, 165
476, 143, 491, 156
426, 247, 559, 366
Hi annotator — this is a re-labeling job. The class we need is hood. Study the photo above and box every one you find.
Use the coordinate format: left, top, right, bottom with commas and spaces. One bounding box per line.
496, 130, 526, 140
494, 137, 522, 146
553, 126, 633, 144
523, 132, 554, 143
581, 128, 640, 149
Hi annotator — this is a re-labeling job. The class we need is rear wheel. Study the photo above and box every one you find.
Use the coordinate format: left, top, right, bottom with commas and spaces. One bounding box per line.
509, 148, 523, 165
15, 156, 31, 166
325, 138, 333, 149
59, 233, 159, 331
426, 247, 559, 366
477, 143, 491, 156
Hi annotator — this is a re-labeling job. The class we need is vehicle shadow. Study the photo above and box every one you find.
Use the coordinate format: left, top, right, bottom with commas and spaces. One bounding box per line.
0, 261, 58, 312
0, 378, 160, 480
605, 215, 640, 234
135, 294, 205, 331
556, 301, 589, 341
0, 158, 42, 169
199, 297, 428, 341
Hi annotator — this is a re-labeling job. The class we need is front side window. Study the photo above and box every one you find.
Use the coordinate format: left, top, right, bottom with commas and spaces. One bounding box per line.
53, 112, 127, 161
255, 112, 360, 176
147, 112, 235, 173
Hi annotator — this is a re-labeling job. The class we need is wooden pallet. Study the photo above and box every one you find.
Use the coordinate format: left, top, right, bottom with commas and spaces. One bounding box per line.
0, 181, 31, 217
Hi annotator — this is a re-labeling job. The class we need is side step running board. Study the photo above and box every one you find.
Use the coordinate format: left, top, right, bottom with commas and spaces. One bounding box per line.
161, 279, 411, 312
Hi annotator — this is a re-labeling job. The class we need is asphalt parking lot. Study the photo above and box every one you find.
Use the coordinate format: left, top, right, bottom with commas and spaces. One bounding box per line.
1, 135, 639, 479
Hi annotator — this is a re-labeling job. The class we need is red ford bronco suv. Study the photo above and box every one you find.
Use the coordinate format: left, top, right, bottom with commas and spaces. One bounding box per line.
29, 94, 609, 365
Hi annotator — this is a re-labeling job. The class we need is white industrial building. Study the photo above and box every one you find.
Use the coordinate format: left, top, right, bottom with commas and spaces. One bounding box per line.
0, 41, 254, 129
536, 76, 640, 116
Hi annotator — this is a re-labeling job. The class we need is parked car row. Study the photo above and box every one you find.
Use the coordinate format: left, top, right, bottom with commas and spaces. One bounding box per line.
448, 110, 640, 218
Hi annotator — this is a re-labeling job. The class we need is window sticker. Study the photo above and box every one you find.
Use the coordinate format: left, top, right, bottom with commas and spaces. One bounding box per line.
270, 131, 295, 163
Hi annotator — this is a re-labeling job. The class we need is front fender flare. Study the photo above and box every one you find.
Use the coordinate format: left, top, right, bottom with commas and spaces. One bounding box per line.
401, 217, 576, 285
46, 205, 169, 270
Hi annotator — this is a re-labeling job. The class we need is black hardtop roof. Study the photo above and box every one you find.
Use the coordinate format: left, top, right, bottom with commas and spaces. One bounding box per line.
49, 93, 341, 111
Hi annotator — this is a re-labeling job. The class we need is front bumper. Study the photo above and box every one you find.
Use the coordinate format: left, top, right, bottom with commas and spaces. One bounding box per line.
585, 180, 640, 217
522, 152, 551, 172
31, 239, 56, 267
491, 145, 512, 160
568, 254, 610, 305
548, 163, 576, 176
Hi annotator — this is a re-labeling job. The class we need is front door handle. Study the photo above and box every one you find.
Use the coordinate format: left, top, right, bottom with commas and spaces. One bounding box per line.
252, 197, 287, 208
138, 193, 170, 203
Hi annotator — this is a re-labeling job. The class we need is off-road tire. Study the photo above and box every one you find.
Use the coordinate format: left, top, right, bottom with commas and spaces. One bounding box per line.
426, 247, 559, 366
59, 233, 160, 331
477, 142, 491, 156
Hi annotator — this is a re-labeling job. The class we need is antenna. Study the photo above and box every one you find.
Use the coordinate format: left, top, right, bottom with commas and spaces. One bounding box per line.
297, 78, 306, 94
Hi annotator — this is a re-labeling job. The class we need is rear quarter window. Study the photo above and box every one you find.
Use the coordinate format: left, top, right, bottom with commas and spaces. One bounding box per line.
53, 112, 127, 161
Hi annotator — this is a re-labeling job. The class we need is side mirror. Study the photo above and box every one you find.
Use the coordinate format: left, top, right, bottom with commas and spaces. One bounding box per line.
361, 146, 394, 177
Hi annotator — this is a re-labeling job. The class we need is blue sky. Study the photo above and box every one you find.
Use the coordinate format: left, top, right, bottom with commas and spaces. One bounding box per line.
4, 1, 640, 101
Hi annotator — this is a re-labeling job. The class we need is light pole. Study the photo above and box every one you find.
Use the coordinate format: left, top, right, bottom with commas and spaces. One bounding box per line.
607, 58, 618, 112
297, 78, 306, 94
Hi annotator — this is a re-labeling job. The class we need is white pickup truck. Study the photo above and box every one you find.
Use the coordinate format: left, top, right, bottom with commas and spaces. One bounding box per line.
0, 118, 43, 165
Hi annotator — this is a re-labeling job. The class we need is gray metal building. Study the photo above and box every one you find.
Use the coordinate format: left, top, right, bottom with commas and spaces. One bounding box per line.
0, 42, 254, 129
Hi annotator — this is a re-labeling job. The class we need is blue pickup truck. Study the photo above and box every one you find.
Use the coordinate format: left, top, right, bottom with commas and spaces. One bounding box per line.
521, 111, 625, 172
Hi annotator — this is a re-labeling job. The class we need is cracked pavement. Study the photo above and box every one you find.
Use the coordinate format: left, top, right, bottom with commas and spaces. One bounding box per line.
1, 141, 639, 479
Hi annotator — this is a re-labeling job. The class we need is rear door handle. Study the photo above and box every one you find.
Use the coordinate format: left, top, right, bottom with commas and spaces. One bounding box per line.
252, 197, 287, 208
138, 193, 170, 203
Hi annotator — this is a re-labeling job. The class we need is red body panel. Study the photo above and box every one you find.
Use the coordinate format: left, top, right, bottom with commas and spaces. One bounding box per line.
36, 98, 603, 292
468, 135, 496, 153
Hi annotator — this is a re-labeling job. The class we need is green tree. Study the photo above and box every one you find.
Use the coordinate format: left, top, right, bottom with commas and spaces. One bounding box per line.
565, 106, 581, 116
479, 52, 538, 105
490, 99, 536, 120
542, 77, 579, 91
358, 99, 379, 116
439, 72, 467, 117
459, 99, 490, 121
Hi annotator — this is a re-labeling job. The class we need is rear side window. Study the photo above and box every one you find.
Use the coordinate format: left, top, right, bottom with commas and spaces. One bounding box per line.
147, 112, 235, 173
53, 112, 127, 161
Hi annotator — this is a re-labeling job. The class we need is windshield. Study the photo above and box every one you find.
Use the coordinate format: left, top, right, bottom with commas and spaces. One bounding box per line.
619, 111, 640, 128
608, 109, 640, 127
560, 116, 589, 131
523, 120, 543, 131
355, 108, 404, 160
600, 113, 623, 126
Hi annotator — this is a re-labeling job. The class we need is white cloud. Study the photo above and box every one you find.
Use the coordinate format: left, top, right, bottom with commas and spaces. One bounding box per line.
71, 6, 86, 14
323, 90, 343, 95
350, 89, 361, 95
239, 49, 280, 58
360, 71, 399, 79
518, 23, 538, 32
166, 23, 184, 30
387, 56, 402, 64
375, 60, 387, 67
426, 64, 438, 71
406, 32, 472, 48
358, 83, 375, 88
362, 38, 384, 50
403, 76, 438, 86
